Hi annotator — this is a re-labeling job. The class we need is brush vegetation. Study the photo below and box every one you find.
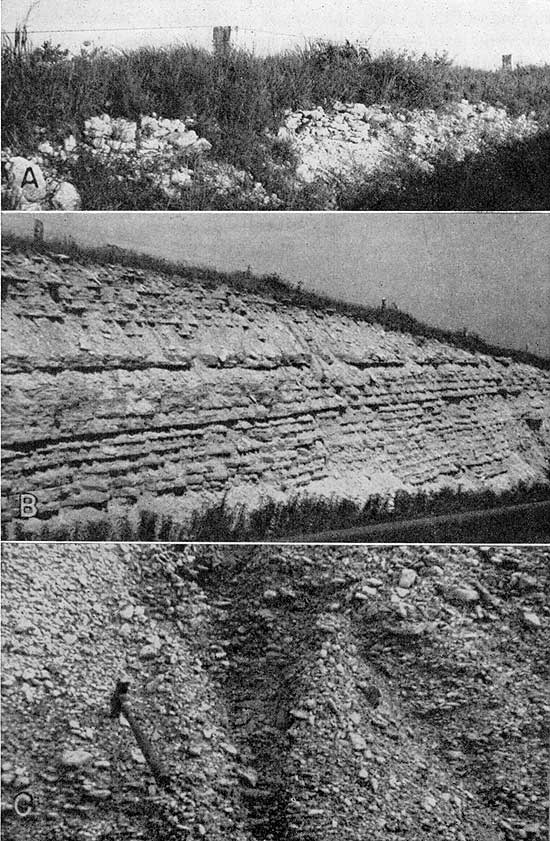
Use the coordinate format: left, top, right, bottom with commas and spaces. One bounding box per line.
3, 38, 550, 150
335, 127, 550, 211
2, 37, 550, 209
7, 482, 550, 543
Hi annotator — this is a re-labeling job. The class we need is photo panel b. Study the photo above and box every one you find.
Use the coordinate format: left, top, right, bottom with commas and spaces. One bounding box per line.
1, 211, 549, 543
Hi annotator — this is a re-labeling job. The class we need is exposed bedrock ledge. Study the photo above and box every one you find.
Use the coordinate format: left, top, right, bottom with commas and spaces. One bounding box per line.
2, 248, 549, 537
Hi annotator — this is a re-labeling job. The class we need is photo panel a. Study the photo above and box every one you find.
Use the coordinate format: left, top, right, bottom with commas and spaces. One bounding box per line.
2, 0, 549, 211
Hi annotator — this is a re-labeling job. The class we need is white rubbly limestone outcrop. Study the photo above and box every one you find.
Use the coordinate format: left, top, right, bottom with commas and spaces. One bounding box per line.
1, 112, 214, 210
82, 113, 212, 157
278, 99, 542, 184
1, 99, 546, 209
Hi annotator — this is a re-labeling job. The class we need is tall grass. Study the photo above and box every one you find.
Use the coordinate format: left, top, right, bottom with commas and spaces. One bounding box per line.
335, 128, 550, 211
3, 37, 548, 208
6, 481, 550, 542
3, 36, 550, 165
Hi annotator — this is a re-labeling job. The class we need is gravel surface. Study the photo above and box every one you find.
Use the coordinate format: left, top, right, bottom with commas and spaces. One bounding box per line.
2, 543, 548, 840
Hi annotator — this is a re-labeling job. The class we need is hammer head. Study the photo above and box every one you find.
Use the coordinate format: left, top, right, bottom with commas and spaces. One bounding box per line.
110, 677, 131, 719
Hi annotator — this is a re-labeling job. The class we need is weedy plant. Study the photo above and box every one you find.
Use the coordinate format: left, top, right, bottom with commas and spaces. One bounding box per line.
10, 480, 550, 542
3, 35, 549, 164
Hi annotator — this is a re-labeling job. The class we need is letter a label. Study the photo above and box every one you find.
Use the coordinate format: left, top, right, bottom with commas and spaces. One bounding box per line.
21, 167, 39, 189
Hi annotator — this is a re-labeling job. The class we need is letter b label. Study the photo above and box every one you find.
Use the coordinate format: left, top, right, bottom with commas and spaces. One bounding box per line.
19, 493, 37, 518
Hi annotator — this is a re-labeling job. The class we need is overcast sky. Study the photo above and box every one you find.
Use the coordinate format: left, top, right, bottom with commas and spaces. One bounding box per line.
2, 0, 549, 68
3, 212, 549, 356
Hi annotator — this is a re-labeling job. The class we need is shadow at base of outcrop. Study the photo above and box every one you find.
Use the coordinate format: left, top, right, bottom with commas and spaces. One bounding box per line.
291, 499, 550, 544
339, 129, 550, 210
5, 481, 550, 544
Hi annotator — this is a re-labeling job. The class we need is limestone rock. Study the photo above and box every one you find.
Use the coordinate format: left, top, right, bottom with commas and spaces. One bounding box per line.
85, 787, 111, 801
399, 568, 417, 589
60, 749, 93, 768
38, 141, 54, 156
237, 767, 258, 787
350, 732, 368, 751
443, 584, 479, 604
52, 181, 81, 210
6, 157, 46, 204
522, 611, 541, 629
63, 135, 77, 152
171, 168, 193, 187
167, 129, 198, 149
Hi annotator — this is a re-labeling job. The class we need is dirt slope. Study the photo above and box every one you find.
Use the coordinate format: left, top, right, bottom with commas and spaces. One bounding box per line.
2, 544, 548, 840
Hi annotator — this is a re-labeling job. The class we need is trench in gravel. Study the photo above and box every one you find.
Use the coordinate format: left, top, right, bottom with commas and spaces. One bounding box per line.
191, 548, 332, 841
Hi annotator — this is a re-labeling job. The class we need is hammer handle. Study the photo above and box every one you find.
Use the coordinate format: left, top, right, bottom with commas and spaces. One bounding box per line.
121, 701, 169, 785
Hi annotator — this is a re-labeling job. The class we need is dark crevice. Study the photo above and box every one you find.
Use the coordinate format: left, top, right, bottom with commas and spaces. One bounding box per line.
3, 358, 315, 376
196, 550, 325, 841
1, 404, 339, 454
1, 383, 527, 456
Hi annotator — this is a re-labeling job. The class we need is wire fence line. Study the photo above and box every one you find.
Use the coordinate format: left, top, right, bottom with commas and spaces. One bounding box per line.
1, 20, 382, 63
4, 25, 215, 34
0, 23, 324, 40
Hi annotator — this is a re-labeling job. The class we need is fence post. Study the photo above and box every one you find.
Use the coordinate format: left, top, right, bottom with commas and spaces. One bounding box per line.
213, 26, 232, 56
34, 219, 44, 245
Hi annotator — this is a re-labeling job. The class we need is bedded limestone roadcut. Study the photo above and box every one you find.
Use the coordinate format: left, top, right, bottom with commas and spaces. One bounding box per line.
1, 543, 548, 840
1, 246, 549, 536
